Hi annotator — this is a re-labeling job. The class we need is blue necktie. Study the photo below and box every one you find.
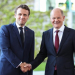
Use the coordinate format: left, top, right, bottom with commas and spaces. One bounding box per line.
19, 27, 24, 46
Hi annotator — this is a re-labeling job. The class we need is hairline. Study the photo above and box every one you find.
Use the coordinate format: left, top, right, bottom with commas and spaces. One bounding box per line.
15, 4, 30, 15
50, 8, 64, 17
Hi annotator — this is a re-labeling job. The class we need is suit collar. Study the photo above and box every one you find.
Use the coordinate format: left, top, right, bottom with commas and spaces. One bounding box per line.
49, 26, 70, 54
49, 28, 56, 54
53, 24, 65, 33
13, 22, 23, 47
57, 26, 70, 54
16, 22, 25, 29
12, 22, 29, 48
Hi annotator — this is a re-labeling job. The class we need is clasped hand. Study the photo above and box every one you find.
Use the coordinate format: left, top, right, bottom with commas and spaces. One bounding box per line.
19, 62, 31, 73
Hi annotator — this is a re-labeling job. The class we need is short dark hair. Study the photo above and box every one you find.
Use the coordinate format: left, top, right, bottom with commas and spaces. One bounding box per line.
15, 4, 30, 15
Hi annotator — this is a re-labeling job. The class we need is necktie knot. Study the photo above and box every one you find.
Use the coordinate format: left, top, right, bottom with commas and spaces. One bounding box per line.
56, 30, 59, 34
19, 27, 23, 31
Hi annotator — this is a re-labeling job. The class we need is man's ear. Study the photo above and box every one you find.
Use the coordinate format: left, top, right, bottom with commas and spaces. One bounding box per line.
14, 14, 16, 18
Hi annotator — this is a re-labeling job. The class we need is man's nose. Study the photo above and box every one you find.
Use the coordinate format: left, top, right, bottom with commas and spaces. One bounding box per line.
55, 18, 58, 21
21, 15, 24, 18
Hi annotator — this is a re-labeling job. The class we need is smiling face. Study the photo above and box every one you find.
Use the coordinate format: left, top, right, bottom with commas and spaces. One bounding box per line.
50, 8, 65, 29
15, 8, 29, 27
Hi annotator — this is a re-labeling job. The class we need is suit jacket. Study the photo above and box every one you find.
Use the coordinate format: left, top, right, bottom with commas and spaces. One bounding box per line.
31, 26, 75, 75
0, 22, 34, 75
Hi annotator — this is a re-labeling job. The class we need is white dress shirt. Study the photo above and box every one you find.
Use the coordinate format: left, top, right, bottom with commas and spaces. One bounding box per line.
16, 22, 25, 68
53, 25, 65, 46
16, 22, 25, 41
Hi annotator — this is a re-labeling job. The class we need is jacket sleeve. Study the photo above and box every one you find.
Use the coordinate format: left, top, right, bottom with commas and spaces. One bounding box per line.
30, 32, 47, 70
73, 30, 75, 52
28, 31, 34, 75
0, 25, 21, 68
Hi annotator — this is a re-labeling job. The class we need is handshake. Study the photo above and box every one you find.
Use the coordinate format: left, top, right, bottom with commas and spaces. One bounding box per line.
19, 62, 32, 73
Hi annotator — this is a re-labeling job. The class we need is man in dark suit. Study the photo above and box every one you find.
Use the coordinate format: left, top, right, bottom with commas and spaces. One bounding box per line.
25, 8, 75, 75
0, 4, 34, 75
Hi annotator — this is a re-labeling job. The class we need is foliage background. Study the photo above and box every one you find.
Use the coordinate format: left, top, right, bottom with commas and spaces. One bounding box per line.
0, 0, 68, 71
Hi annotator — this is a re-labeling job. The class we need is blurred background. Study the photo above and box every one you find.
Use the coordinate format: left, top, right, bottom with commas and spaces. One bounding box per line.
0, 0, 75, 74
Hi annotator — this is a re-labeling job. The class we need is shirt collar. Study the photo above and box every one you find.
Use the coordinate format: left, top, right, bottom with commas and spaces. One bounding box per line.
16, 22, 25, 29
53, 24, 65, 33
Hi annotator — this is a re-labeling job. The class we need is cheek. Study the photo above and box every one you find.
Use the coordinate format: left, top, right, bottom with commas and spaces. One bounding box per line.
25, 17, 29, 20
51, 20, 54, 24
16, 16, 20, 19
50, 19, 53, 22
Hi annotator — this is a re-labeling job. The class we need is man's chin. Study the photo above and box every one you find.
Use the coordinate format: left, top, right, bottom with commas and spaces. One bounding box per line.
19, 23, 25, 26
54, 25, 60, 29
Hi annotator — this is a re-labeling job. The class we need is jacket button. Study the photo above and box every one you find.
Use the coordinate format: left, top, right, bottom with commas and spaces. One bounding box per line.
12, 63, 14, 64
56, 56, 58, 57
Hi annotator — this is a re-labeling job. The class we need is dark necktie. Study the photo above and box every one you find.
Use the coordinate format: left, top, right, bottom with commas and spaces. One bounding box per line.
55, 30, 59, 53
19, 27, 24, 46
55, 30, 59, 70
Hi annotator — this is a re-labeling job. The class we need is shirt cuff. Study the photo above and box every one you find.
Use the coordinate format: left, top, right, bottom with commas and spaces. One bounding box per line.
16, 62, 22, 68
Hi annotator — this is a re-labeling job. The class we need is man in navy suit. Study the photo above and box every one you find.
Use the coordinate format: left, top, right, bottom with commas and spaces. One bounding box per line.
0, 4, 34, 75
25, 8, 75, 75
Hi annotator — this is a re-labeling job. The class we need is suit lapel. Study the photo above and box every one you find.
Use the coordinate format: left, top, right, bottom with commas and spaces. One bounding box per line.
57, 26, 70, 53
49, 28, 56, 54
13, 22, 22, 47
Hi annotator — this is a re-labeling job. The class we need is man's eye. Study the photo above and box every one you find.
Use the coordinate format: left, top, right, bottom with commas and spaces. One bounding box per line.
52, 18, 55, 19
58, 17, 60, 19
18, 14, 21, 15
24, 14, 27, 16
